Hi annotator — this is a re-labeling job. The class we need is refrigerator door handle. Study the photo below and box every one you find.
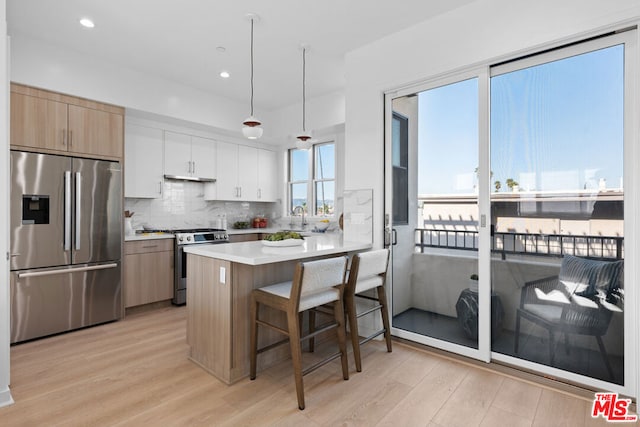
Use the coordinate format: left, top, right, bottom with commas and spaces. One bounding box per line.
64, 171, 72, 251
75, 172, 82, 250
17, 263, 118, 279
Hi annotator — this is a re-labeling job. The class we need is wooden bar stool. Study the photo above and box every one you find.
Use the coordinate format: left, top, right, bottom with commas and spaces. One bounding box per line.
344, 249, 392, 372
249, 256, 349, 410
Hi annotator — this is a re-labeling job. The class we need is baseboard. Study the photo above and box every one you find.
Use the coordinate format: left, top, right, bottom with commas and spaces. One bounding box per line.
0, 387, 14, 408
124, 300, 174, 317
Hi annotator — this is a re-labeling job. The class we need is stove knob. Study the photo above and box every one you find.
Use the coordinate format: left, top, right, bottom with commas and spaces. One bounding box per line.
178, 236, 184, 242
186, 236, 192, 242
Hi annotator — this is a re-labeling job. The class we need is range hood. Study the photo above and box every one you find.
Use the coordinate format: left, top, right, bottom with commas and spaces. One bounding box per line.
164, 174, 216, 183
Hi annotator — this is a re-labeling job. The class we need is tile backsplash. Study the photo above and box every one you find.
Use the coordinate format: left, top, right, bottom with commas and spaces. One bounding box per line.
125, 180, 279, 230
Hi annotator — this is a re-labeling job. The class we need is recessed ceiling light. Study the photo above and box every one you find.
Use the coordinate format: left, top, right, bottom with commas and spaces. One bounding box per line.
216, 46, 226, 53
220, 71, 230, 79
79, 18, 95, 28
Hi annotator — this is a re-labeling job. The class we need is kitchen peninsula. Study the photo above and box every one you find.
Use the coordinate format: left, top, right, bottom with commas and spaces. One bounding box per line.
184, 233, 371, 384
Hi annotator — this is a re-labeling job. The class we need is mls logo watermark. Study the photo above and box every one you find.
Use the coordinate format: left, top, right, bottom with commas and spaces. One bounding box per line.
591, 392, 638, 422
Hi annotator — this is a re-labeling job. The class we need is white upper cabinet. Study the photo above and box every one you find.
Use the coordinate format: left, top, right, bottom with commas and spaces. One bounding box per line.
124, 123, 164, 198
164, 131, 216, 180
257, 148, 277, 201
190, 136, 217, 180
211, 140, 239, 200
238, 145, 259, 200
204, 143, 277, 202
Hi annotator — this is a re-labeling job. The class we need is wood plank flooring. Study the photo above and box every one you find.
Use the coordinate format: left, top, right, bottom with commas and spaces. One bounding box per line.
0, 305, 617, 426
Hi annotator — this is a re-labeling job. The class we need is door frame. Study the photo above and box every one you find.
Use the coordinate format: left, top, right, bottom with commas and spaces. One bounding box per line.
383, 66, 491, 363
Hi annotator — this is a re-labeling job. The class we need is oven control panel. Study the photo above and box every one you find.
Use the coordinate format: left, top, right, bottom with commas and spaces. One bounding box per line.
175, 231, 229, 245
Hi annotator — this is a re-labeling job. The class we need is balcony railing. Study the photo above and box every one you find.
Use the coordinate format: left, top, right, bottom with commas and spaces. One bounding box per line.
415, 228, 624, 260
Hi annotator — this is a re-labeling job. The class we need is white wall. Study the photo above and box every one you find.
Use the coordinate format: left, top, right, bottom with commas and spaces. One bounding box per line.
267, 90, 345, 143
10, 34, 347, 146
10, 34, 252, 140
0, 0, 14, 408
344, 0, 640, 250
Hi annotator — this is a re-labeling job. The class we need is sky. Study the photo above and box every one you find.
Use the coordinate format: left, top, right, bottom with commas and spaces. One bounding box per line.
416, 43, 624, 195
290, 143, 335, 211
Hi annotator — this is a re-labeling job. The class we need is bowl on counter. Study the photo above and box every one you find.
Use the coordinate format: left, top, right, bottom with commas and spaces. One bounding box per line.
314, 220, 330, 232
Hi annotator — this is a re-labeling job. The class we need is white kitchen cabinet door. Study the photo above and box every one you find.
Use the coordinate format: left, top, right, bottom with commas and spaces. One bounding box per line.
124, 124, 164, 198
164, 131, 192, 177
212, 141, 240, 200
257, 149, 277, 202
238, 145, 259, 201
191, 136, 216, 180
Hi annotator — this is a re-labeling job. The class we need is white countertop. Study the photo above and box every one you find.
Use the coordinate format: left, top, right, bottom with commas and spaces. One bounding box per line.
183, 234, 371, 266
124, 233, 175, 242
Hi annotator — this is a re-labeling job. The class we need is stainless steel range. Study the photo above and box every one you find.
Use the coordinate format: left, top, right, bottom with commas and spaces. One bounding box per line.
173, 228, 229, 305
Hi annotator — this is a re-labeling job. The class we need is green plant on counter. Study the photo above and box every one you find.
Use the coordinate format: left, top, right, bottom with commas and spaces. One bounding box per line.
263, 231, 304, 241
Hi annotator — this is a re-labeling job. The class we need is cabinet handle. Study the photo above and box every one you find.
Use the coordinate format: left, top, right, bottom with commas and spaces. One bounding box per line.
62, 129, 67, 146
258, 188, 261, 199
187, 161, 191, 174
142, 245, 158, 249
158, 181, 163, 196
239, 187, 242, 198
69, 130, 73, 147
192, 161, 196, 175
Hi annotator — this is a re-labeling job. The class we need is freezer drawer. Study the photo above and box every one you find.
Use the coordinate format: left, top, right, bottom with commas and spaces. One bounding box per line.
10, 262, 122, 343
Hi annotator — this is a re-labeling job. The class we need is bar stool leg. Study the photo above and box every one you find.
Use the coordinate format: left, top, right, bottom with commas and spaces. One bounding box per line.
344, 291, 362, 372
308, 310, 316, 353
287, 310, 305, 410
334, 299, 350, 380
377, 285, 392, 353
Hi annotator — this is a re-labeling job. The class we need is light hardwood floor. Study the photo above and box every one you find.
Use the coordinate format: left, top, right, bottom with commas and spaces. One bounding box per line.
0, 306, 617, 426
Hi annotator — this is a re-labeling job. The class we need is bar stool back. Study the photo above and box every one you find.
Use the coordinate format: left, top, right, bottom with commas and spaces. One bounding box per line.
344, 249, 391, 372
250, 256, 349, 410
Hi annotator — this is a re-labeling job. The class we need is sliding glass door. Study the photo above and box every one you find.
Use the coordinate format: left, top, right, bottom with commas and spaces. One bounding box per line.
386, 72, 489, 360
489, 34, 632, 390
384, 30, 636, 392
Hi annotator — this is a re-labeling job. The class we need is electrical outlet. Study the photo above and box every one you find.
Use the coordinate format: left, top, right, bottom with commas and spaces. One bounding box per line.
219, 266, 226, 284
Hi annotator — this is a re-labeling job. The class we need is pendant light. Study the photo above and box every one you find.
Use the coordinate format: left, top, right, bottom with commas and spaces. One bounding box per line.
296, 45, 312, 142
242, 13, 263, 140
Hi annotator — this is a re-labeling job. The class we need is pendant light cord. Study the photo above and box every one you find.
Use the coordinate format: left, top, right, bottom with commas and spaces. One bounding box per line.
250, 18, 255, 117
302, 47, 306, 131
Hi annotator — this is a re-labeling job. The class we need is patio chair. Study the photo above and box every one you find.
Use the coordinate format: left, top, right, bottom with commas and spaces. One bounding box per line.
514, 255, 623, 380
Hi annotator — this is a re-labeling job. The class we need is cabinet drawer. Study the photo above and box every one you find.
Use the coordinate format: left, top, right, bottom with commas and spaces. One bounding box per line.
125, 239, 174, 255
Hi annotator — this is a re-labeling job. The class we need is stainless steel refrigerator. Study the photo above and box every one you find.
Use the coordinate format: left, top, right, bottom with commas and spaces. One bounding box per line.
10, 150, 122, 343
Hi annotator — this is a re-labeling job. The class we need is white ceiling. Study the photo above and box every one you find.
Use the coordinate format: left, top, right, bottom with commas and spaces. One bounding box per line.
7, 0, 474, 112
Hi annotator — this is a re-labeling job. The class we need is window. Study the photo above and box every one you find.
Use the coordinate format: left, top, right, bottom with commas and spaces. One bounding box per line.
288, 142, 335, 216
392, 112, 409, 224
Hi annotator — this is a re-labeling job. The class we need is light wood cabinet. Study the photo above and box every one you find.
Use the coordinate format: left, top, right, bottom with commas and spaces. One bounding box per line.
187, 254, 337, 384
124, 239, 174, 308
10, 83, 124, 160
68, 104, 124, 158
204, 142, 276, 202
124, 124, 164, 198
228, 233, 262, 243
10, 92, 67, 151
